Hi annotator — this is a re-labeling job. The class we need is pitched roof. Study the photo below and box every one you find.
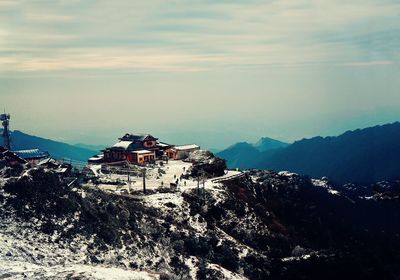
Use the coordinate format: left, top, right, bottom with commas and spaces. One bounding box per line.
132, 149, 154, 155
156, 141, 171, 148
13, 149, 49, 160
112, 141, 133, 150
173, 144, 200, 151
119, 133, 158, 141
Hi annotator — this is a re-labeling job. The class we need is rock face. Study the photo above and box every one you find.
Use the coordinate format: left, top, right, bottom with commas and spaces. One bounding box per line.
186, 150, 215, 163
184, 150, 226, 178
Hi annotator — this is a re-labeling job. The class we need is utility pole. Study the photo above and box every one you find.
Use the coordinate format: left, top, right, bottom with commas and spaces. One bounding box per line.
201, 173, 206, 204
197, 175, 200, 195
142, 168, 146, 194
127, 168, 130, 194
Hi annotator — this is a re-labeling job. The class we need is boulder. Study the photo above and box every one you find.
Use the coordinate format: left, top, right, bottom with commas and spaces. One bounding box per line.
184, 150, 226, 178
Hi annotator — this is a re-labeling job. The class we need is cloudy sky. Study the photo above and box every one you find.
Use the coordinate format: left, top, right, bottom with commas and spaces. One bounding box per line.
1, 0, 399, 149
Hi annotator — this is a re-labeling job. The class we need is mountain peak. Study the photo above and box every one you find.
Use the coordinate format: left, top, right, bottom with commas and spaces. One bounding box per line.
254, 137, 289, 152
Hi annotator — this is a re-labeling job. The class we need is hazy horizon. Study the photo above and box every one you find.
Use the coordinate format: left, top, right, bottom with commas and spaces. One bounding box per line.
5, 119, 400, 152
1, 0, 399, 149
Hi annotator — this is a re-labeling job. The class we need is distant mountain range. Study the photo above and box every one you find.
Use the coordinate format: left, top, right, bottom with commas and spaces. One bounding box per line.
4, 122, 400, 184
216, 137, 289, 169
217, 142, 261, 169
253, 137, 290, 151
5, 130, 98, 163
217, 122, 400, 184
74, 143, 107, 152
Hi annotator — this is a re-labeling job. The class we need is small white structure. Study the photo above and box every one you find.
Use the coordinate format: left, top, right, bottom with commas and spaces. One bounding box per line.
132, 149, 155, 165
166, 144, 200, 160
88, 154, 104, 164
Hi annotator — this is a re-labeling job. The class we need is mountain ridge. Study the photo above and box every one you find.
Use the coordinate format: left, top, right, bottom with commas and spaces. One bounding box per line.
5, 130, 97, 163
216, 137, 289, 169
253, 136, 289, 152
218, 122, 400, 184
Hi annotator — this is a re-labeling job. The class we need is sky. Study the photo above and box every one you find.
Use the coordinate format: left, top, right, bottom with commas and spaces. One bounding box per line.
0, 0, 399, 149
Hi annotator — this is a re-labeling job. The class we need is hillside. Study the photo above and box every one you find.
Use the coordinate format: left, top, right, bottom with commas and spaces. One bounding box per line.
74, 143, 107, 152
216, 142, 261, 169
218, 122, 400, 184
8, 130, 97, 163
1, 161, 399, 279
216, 137, 288, 169
257, 122, 400, 184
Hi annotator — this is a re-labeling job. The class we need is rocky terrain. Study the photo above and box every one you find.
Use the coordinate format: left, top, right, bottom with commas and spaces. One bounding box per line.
184, 150, 226, 178
0, 157, 399, 279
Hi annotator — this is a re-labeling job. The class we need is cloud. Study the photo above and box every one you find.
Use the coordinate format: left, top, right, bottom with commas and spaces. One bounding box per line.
341, 60, 394, 67
0, 48, 225, 72
0, 0, 399, 73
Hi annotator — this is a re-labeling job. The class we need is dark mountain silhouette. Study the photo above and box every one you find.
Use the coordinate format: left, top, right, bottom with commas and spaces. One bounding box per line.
7, 130, 97, 163
256, 122, 400, 184
218, 122, 400, 184
208, 148, 221, 154
217, 142, 262, 169
253, 137, 289, 152
216, 137, 289, 169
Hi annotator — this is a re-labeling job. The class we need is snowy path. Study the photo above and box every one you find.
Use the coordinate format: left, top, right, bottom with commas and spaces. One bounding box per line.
93, 160, 242, 193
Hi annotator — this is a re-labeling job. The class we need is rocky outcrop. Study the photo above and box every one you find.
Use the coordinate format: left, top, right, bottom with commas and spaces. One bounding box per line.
184, 150, 226, 178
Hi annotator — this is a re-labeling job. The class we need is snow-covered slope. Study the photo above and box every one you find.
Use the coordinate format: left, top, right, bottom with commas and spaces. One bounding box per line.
1, 161, 400, 279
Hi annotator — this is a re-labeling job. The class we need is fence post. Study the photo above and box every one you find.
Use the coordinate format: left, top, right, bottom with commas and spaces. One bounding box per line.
142, 168, 146, 194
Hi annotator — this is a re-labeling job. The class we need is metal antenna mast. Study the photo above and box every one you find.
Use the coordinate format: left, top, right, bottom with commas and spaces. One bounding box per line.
0, 113, 11, 150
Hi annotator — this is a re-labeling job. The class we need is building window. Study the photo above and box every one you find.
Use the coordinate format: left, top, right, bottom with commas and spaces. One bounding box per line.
145, 141, 154, 147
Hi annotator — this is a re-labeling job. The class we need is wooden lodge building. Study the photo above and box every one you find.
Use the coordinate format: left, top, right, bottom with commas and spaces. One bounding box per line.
95, 133, 200, 165
165, 144, 200, 160
101, 133, 172, 165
